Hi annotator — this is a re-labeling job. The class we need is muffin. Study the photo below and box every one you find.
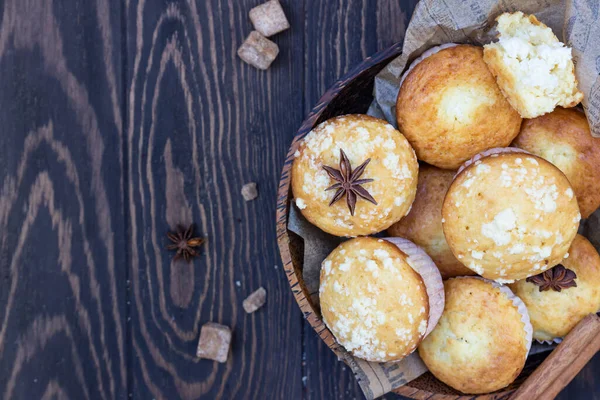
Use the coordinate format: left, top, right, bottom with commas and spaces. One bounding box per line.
419, 277, 532, 394
388, 165, 474, 278
483, 12, 583, 118
513, 107, 600, 218
291, 114, 419, 236
396, 44, 522, 169
509, 234, 600, 342
443, 148, 581, 282
319, 237, 444, 362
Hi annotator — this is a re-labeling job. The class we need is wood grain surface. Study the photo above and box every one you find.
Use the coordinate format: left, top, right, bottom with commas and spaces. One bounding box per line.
0, 0, 598, 399
0, 0, 127, 399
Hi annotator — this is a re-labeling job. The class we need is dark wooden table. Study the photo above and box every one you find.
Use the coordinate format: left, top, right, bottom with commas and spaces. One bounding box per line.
0, 0, 597, 399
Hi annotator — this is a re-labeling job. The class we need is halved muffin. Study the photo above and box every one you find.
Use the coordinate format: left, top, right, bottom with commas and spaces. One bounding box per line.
483, 12, 583, 118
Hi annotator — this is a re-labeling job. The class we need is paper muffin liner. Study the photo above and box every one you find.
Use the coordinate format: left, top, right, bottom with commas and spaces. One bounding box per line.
537, 337, 563, 345
398, 43, 459, 91
455, 147, 532, 176
451, 276, 534, 353
383, 237, 445, 337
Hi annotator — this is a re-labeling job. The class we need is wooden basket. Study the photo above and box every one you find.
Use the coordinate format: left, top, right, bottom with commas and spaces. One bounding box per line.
275, 42, 550, 399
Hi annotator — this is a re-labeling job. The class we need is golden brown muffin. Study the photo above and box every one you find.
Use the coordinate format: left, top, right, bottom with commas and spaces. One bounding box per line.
396, 44, 522, 169
483, 12, 583, 118
509, 234, 600, 342
319, 237, 444, 362
388, 165, 474, 278
419, 277, 532, 394
291, 114, 418, 236
513, 108, 600, 218
443, 149, 581, 283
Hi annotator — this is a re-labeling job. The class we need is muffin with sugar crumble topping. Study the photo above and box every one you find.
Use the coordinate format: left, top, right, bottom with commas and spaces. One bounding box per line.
291, 114, 419, 236
319, 237, 444, 362
442, 148, 580, 282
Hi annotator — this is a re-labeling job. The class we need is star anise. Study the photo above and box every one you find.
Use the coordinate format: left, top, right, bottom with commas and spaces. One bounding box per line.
166, 224, 205, 262
322, 149, 377, 216
526, 264, 578, 292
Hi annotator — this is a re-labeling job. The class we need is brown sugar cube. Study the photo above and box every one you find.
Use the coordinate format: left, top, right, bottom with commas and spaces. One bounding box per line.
241, 182, 258, 201
243, 287, 267, 313
249, 0, 290, 37
237, 31, 279, 70
196, 322, 231, 363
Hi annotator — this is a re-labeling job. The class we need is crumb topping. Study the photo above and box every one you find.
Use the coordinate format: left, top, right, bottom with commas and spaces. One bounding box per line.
524, 182, 558, 213
481, 208, 516, 246
565, 188, 573, 199
476, 163, 491, 174
471, 250, 484, 260
509, 243, 525, 254
322, 260, 332, 276
295, 198, 306, 209
469, 262, 485, 275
